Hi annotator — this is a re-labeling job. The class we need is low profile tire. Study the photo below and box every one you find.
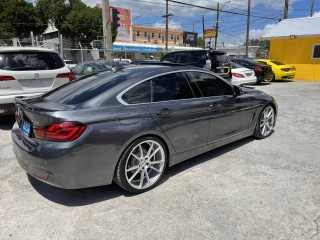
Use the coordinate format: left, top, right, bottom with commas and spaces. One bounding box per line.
253, 105, 276, 139
114, 136, 167, 193
271, 75, 276, 82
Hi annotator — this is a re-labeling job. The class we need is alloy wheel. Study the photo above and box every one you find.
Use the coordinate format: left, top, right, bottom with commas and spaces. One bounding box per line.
259, 106, 275, 137
125, 140, 166, 190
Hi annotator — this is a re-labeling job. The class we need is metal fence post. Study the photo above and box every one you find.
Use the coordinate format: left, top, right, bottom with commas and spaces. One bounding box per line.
79, 42, 84, 62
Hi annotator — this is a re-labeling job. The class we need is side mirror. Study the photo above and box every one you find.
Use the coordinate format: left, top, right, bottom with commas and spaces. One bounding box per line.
233, 85, 244, 97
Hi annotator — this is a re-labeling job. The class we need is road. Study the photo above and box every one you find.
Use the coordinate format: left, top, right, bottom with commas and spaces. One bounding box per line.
1, 81, 320, 240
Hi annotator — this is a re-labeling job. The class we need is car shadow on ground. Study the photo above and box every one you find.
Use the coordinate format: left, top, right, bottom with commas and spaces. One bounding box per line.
273, 80, 294, 83
29, 136, 254, 206
0, 116, 15, 130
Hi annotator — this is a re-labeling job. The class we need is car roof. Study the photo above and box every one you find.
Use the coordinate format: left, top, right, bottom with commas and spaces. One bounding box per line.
0, 47, 58, 53
165, 49, 227, 54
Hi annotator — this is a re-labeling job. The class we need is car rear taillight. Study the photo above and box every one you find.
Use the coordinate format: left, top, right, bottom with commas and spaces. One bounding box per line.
56, 72, 73, 82
232, 73, 245, 78
33, 122, 86, 142
0, 75, 15, 81
254, 66, 263, 72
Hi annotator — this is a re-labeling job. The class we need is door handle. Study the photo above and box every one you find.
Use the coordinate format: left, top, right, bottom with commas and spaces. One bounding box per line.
156, 108, 172, 116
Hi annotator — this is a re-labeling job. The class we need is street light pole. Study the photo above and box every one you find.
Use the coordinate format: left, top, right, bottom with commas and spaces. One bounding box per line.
214, 2, 219, 50
310, 0, 315, 17
245, 0, 251, 58
102, 0, 113, 61
162, 0, 173, 52
214, 1, 230, 50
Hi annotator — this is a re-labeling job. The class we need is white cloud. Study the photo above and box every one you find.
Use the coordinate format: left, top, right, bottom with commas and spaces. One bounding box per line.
152, 20, 182, 30
312, 11, 320, 17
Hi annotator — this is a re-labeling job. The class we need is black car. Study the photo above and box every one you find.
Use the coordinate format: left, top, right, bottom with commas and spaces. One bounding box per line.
231, 58, 274, 83
71, 60, 128, 79
161, 50, 231, 78
12, 64, 277, 193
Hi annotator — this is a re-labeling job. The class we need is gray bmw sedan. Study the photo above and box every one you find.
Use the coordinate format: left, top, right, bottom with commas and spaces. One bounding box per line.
12, 64, 277, 193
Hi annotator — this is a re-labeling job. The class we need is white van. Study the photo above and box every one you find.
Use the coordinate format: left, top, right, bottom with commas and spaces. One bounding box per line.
0, 47, 72, 115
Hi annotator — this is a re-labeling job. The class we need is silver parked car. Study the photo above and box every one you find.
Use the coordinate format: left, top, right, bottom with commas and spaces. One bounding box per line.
12, 64, 277, 193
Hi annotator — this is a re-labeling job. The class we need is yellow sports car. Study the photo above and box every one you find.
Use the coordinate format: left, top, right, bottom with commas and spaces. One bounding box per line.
255, 59, 296, 81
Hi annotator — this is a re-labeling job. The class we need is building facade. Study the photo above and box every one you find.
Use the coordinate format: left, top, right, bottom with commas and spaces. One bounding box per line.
263, 17, 320, 82
132, 25, 183, 47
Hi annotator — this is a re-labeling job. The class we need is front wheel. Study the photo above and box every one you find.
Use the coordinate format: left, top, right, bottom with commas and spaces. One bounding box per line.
254, 105, 276, 139
114, 136, 167, 193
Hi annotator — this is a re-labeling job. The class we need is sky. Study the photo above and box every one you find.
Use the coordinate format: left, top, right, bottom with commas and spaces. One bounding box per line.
27, 0, 320, 46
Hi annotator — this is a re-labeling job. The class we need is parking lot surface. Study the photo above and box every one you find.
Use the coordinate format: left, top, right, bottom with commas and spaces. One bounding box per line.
1, 81, 320, 240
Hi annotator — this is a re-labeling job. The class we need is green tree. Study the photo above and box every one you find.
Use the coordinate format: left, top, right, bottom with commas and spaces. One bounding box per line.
0, 0, 46, 39
197, 37, 204, 48
36, 0, 103, 43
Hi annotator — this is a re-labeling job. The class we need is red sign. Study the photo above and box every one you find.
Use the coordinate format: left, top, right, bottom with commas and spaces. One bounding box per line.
110, 6, 132, 43
204, 29, 217, 38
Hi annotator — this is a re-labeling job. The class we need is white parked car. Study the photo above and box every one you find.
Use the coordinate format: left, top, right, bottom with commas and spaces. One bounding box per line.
0, 47, 72, 115
64, 59, 77, 69
231, 62, 257, 86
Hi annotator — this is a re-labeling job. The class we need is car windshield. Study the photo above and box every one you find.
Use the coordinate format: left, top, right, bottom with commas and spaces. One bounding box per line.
271, 60, 285, 65
0, 52, 64, 70
209, 53, 229, 64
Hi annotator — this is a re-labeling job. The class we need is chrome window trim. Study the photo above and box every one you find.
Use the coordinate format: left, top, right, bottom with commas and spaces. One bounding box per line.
116, 69, 232, 106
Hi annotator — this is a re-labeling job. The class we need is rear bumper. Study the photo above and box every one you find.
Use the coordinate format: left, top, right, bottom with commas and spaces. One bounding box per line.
232, 76, 257, 86
276, 71, 296, 80
12, 122, 116, 189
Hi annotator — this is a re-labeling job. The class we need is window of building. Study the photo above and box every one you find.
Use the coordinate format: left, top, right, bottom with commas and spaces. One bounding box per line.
171, 35, 174, 40
158, 33, 161, 38
154, 40, 158, 45
137, 31, 140, 37
177, 35, 180, 41
144, 32, 147, 37
148, 35, 151, 42
162, 36, 164, 43
151, 32, 154, 38
312, 44, 320, 59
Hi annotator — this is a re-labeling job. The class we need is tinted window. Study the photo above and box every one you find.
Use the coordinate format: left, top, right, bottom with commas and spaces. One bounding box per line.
188, 72, 233, 97
270, 60, 285, 65
122, 80, 151, 104
0, 52, 64, 70
313, 45, 320, 58
231, 62, 242, 68
209, 53, 229, 64
151, 73, 194, 102
190, 51, 206, 63
72, 64, 83, 74
44, 73, 128, 105
174, 52, 189, 63
161, 52, 175, 62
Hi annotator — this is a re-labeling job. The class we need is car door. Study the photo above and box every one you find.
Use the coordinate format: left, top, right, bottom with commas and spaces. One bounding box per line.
187, 71, 252, 143
148, 72, 210, 154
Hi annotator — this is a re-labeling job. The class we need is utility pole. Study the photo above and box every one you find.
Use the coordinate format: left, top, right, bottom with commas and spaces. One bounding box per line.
310, 0, 315, 17
284, 0, 289, 19
202, 15, 205, 49
102, 0, 113, 61
162, 0, 173, 52
245, 0, 251, 58
214, 2, 219, 50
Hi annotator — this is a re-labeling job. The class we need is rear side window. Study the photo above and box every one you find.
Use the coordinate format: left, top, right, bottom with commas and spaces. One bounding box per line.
174, 52, 189, 64
122, 72, 194, 104
189, 51, 205, 63
122, 80, 151, 104
161, 52, 175, 62
152, 72, 194, 102
209, 53, 229, 64
188, 72, 233, 97
0, 51, 64, 70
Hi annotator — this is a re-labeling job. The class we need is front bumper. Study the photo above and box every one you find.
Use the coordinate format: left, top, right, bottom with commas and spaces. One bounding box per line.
12, 122, 116, 189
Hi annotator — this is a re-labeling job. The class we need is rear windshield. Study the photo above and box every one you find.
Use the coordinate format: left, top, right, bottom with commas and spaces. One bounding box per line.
209, 53, 229, 64
43, 72, 128, 105
0, 51, 64, 71
231, 62, 243, 68
270, 60, 285, 65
